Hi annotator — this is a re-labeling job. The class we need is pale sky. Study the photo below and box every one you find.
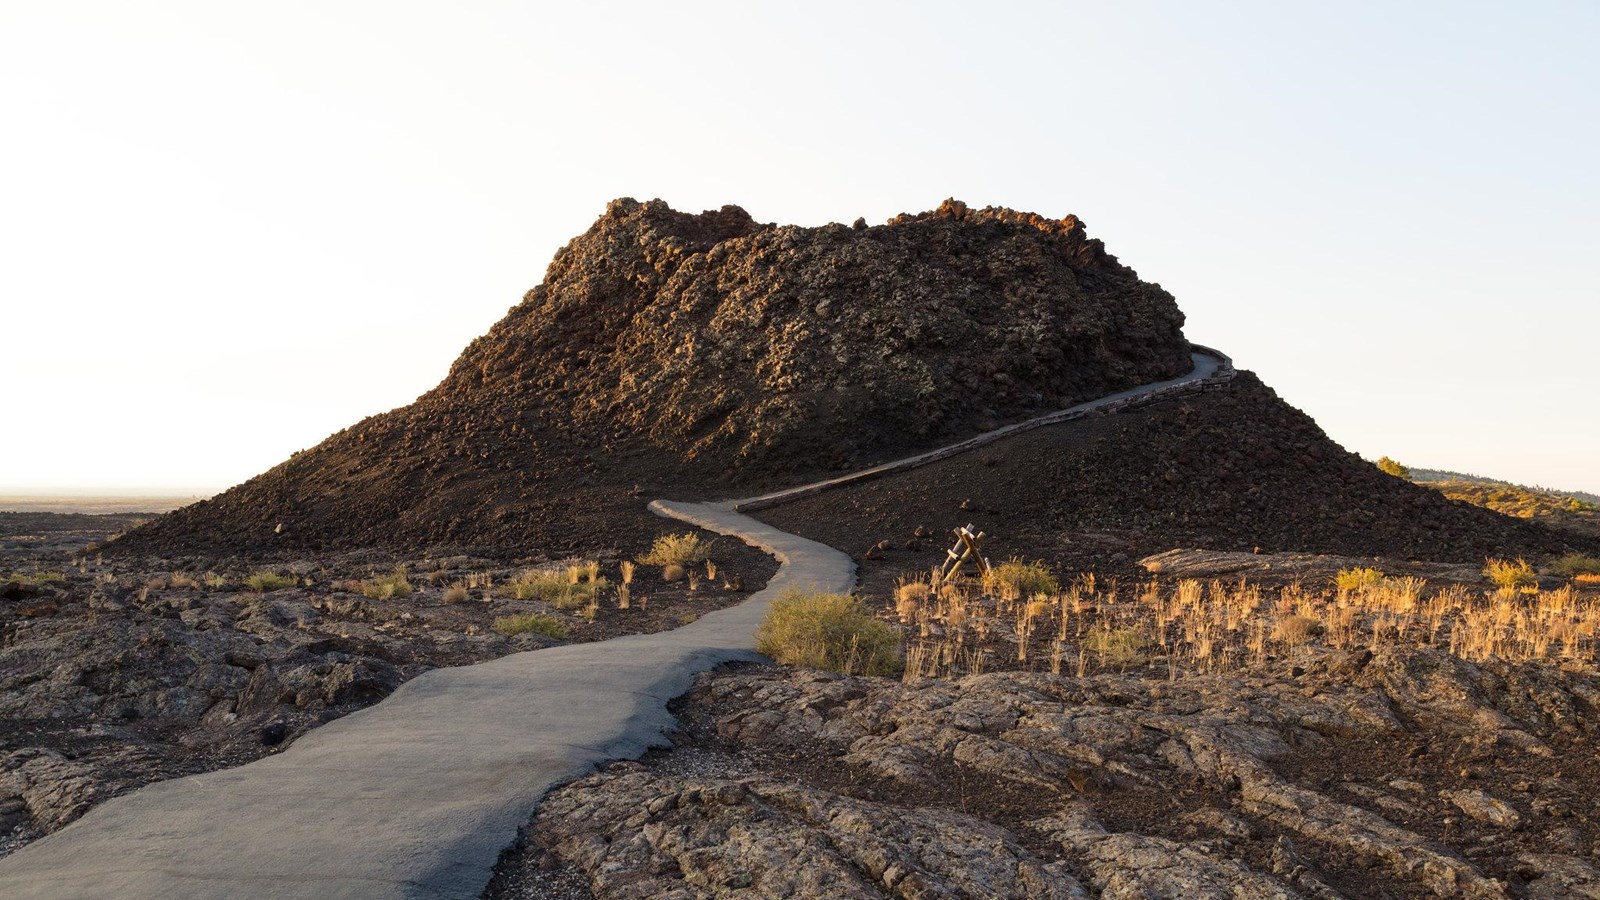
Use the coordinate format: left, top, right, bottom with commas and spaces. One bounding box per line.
3, 1, 1596, 496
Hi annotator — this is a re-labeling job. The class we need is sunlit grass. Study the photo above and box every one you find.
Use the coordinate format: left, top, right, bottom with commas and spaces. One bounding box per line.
245, 570, 296, 592
757, 591, 901, 676
890, 564, 1600, 680
492, 611, 569, 639
360, 566, 413, 600
499, 562, 606, 609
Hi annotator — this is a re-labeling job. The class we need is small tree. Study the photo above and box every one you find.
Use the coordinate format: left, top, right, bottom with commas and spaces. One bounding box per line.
1376, 456, 1411, 479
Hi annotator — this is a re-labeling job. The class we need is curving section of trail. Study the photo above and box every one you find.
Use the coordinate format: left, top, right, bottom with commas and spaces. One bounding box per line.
0, 349, 1231, 900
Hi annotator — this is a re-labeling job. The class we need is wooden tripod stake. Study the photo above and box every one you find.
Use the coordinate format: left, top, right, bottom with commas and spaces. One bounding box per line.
939, 524, 991, 582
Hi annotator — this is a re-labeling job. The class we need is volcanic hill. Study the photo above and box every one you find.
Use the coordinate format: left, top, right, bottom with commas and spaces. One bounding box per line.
117, 199, 1192, 557
115, 198, 1596, 564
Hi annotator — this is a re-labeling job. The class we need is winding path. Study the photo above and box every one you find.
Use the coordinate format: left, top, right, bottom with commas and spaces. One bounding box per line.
0, 350, 1232, 899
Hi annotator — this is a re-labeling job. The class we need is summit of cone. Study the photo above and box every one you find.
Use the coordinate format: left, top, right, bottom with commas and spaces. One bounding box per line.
439, 197, 1192, 472
117, 199, 1195, 556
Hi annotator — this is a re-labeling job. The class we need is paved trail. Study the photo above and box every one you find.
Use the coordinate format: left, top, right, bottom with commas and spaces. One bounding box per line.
0, 350, 1230, 899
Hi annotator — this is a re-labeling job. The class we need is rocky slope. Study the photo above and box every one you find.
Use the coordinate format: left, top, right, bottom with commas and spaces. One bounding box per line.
492, 653, 1600, 899
761, 372, 1598, 577
114, 199, 1192, 558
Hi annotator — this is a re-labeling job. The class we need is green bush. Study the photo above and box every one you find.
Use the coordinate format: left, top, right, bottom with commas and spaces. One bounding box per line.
639, 533, 712, 568
755, 591, 901, 676
492, 612, 569, 639
1548, 553, 1600, 578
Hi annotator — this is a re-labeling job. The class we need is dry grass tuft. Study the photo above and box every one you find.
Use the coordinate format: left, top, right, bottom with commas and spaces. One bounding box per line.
982, 558, 1059, 602
167, 571, 201, 590
618, 561, 635, 608
245, 570, 296, 593
500, 563, 606, 609
492, 612, 568, 639
1084, 624, 1149, 670
639, 533, 712, 568
360, 567, 413, 600
757, 591, 901, 676
1484, 557, 1537, 592
443, 582, 470, 604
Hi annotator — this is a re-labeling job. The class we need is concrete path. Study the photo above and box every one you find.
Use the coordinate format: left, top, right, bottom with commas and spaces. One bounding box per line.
0, 349, 1231, 899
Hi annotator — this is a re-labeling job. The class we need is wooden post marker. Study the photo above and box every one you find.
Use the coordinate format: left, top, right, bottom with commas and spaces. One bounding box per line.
939, 524, 991, 582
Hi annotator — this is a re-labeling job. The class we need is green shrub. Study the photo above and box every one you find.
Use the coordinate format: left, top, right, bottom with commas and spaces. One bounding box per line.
245, 570, 297, 593
1334, 567, 1385, 593
1484, 558, 1537, 590
639, 533, 712, 568
360, 567, 413, 600
1548, 553, 1600, 578
499, 564, 605, 609
492, 612, 568, 639
755, 591, 901, 676
983, 558, 1058, 601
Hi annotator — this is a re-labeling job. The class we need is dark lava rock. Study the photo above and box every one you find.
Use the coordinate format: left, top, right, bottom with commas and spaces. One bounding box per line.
259, 721, 288, 747
110, 198, 1191, 558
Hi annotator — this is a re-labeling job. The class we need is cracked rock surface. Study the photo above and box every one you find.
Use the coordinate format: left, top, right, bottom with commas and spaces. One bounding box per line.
495, 648, 1600, 899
